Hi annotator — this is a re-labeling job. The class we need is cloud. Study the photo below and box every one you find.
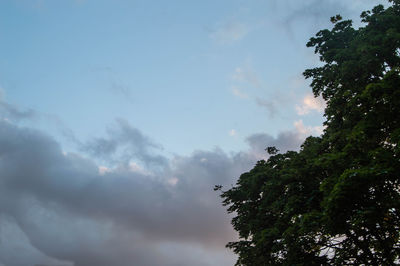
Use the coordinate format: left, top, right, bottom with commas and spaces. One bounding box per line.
92, 67, 134, 104
295, 93, 326, 115
210, 22, 249, 44
80, 118, 167, 169
294, 119, 324, 135
0, 216, 72, 266
110, 81, 134, 103
232, 66, 261, 88
255, 97, 277, 118
244, 119, 323, 160
261, 0, 386, 44
231, 87, 248, 99
0, 120, 241, 266
0, 87, 37, 123
0, 97, 36, 122
0, 104, 323, 265
230, 65, 293, 119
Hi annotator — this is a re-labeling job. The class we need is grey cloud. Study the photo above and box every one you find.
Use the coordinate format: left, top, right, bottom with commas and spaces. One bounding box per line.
242, 120, 320, 162
281, 0, 348, 23
0, 120, 239, 266
0, 114, 315, 266
0, 101, 36, 121
110, 81, 134, 103
81, 118, 167, 168
246, 130, 303, 158
255, 97, 277, 118
264, 0, 385, 43
0, 215, 71, 266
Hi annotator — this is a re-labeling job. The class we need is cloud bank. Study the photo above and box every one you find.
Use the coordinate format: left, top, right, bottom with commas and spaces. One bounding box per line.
0, 105, 321, 266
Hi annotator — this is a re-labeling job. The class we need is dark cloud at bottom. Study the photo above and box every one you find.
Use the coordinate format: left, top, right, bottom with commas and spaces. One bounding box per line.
0, 118, 310, 266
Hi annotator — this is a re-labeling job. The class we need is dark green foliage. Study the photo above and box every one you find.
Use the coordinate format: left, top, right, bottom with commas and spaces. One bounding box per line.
218, 1, 400, 265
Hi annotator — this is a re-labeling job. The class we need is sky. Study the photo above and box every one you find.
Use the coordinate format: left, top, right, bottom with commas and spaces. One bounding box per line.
0, 0, 386, 265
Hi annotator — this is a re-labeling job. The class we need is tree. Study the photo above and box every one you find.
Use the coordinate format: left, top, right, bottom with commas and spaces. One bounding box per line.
217, 1, 400, 265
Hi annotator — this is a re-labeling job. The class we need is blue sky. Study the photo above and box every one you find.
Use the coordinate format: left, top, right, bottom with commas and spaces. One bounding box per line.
0, 0, 334, 155
0, 1, 386, 265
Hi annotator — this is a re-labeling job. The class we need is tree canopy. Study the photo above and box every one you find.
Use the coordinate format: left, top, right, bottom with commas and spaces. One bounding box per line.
217, 1, 400, 265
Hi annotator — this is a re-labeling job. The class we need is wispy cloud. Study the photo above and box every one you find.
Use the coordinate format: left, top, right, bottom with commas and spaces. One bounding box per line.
91, 66, 135, 104
232, 66, 261, 88
0, 90, 36, 122
210, 21, 249, 44
80, 118, 167, 169
231, 87, 249, 99
263, 0, 386, 43
110, 81, 134, 103
229, 65, 285, 118
255, 97, 277, 118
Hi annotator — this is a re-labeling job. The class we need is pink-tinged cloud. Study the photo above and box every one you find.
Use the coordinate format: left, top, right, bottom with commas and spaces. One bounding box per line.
296, 94, 326, 115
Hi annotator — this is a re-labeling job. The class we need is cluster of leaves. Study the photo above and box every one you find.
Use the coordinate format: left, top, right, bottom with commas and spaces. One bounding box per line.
217, 1, 400, 265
